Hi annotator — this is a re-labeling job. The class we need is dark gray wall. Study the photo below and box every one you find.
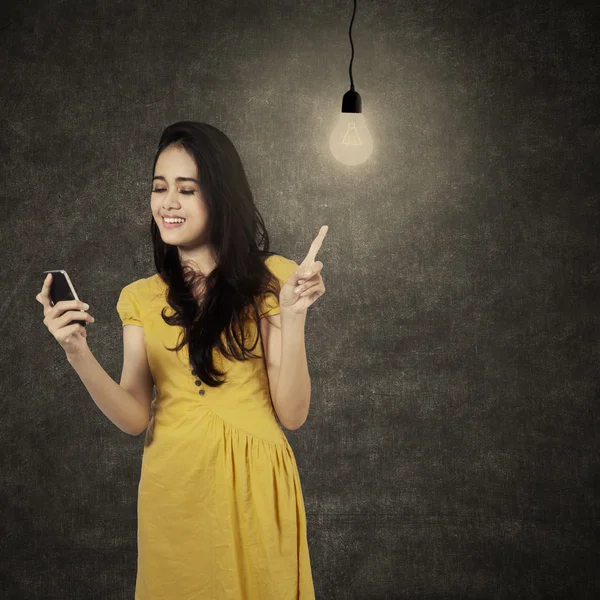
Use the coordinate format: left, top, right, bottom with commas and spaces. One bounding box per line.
1, 0, 599, 598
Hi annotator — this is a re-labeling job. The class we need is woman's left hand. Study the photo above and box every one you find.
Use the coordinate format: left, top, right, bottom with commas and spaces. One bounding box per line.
280, 225, 328, 315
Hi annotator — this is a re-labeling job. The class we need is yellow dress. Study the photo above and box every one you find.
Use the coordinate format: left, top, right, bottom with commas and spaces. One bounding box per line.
116, 254, 315, 600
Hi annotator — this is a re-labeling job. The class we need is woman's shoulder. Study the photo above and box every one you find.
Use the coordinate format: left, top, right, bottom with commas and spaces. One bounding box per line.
264, 253, 299, 269
263, 253, 300, 282
120, 274, 166, 299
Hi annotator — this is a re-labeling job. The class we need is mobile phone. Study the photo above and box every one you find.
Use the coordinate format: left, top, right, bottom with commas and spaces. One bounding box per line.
41, 270, 88, 327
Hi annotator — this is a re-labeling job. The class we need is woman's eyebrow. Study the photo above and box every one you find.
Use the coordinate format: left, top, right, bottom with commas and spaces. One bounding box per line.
153, 176, 199, 184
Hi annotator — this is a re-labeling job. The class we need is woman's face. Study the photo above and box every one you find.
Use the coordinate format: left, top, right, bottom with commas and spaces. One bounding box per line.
151, 144, 209, 249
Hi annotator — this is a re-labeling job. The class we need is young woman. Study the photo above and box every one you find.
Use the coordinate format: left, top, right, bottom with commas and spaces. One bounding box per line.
37, 121, 327, 599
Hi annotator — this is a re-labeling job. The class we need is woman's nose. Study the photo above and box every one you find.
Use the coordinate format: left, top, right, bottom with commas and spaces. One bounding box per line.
162, 191, 181, 207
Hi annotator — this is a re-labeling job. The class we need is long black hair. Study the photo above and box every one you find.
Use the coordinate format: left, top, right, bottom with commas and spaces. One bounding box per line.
150, 122, 282, 388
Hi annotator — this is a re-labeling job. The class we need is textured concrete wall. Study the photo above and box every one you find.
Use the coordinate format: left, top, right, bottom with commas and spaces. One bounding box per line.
2, 0, 599, 598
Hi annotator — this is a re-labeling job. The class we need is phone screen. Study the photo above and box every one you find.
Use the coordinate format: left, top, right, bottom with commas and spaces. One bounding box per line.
42, 270, 87, 327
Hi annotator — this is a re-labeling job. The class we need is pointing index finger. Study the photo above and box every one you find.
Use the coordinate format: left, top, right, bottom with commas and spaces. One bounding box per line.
302, 225, 328, 267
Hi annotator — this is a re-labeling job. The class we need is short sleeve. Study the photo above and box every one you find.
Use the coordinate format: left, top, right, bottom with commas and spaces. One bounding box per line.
116, 284, 143, 328
260, 255, 300, 318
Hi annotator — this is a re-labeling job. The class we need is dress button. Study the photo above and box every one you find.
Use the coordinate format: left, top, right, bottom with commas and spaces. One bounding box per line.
198, 389, 205, 396
195, 380, 201, 386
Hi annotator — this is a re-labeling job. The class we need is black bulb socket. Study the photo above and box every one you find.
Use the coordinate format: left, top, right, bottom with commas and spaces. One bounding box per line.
341, 89, 362, 113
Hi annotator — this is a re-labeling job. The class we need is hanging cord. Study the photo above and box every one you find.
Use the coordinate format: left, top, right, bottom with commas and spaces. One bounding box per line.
348, 0, 357, 91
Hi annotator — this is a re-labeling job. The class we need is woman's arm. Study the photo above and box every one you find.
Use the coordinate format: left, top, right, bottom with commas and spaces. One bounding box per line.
261, 311, 311, 430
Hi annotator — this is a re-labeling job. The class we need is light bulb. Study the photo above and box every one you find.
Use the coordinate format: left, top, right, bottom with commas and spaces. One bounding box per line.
329, 89, 373, 166
329, 113, 373, 165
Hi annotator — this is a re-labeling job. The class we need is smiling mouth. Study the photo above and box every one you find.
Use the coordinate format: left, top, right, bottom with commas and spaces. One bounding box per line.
162, 217, 186, 224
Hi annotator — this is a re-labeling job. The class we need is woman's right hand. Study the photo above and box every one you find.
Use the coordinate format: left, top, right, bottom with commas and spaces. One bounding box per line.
36, 273, 95, 358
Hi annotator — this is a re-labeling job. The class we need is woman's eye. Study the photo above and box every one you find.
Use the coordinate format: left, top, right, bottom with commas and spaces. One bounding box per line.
151, 189, 194, 194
